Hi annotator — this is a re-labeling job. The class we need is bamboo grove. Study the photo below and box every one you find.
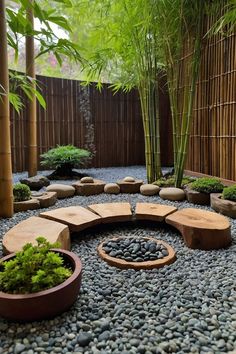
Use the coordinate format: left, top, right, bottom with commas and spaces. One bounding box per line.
0, 0, 235, 216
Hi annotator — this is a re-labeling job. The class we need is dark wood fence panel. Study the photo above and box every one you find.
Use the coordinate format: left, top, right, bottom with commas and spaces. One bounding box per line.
10, 75, 172, 172
184, 7, 236, 181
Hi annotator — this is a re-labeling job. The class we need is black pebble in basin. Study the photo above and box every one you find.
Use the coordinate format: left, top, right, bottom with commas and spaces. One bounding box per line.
102, 237, 169, 262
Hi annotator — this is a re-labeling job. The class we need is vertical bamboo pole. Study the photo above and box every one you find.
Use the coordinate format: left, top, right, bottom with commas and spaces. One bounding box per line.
0, 0, 14, 217
26, 0, 37, 177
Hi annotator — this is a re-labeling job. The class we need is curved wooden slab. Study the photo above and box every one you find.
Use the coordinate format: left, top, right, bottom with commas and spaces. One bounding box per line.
3, 216, 70, 255
39, 206, 102, 232
97, 237, 176, 270
166, 208, 231, 250
135, 203, 177, 222
88, 203, 132, 223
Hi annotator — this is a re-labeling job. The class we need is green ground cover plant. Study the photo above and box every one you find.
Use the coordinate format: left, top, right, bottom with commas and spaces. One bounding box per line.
0, 237, 72, 294
190, 177, 224, 194
222, 185, 236, 202
40, 145, 91, 178
13, 183, 31, 202
153, 175, 195, 188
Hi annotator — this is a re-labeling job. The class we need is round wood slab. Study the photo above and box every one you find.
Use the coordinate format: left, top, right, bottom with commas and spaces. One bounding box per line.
97, 237, 176, 270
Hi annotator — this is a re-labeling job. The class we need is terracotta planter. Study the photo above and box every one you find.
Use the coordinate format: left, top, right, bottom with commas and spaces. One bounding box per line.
0, 249, 82, 322
211, 193, 236, 219
185, 186, 210, 205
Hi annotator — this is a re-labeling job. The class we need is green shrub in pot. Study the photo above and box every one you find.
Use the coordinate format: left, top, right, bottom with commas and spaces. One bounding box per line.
13, 183, 31, 202
222, 185, 236, 202
0, 237, 72, 294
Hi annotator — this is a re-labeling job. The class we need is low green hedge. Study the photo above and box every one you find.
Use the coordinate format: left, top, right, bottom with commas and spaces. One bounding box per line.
190, 177, 224, 194
222, 185, 236, 202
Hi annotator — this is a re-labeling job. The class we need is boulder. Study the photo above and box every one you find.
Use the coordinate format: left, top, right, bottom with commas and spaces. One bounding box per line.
185, 186, 210, 205
14, 199, 40, 213
104, 183, 120, 194
166, 208, 231, 250
140, 184, 160, 196
72, 179, 106, 196
159, 187, 185, 201
3, 216, 70, 254
210, 193, 236, 219
117, 179, 143, 193
46, 184, 75, 198
20, 175, 50, 191
80, 176, 94, 183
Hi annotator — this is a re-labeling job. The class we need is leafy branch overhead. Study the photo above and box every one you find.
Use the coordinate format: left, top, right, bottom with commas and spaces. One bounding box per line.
7, 0, 84, 65
5, 0, 84, 112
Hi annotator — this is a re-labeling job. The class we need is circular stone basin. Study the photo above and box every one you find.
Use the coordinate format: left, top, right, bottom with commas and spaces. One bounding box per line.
97, 237, 176, 270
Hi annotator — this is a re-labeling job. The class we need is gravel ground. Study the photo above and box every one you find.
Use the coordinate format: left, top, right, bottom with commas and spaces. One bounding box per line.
1, 166, 236, 354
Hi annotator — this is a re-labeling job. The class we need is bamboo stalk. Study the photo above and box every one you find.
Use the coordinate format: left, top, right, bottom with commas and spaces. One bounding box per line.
0, 0, 14, 217
26, 0, 37, 177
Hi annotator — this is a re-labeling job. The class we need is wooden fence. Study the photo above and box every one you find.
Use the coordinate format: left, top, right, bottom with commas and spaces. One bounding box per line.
184, 6, 236, 181
10, 75, 172, 172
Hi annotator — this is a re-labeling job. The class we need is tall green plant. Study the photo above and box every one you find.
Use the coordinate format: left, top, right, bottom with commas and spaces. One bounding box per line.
155, 0, 207, 187
64, 0, 163, 182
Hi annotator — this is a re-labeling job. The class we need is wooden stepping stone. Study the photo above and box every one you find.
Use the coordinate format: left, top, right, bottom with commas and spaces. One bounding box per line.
40, 206, 102, 232
3, 216, 70, 255
13, 199, 40, 213
166, 208, 231, 250
88, 203, 132, 223
117, 179, 143, 193
135, 203, 177, 222
72, 179, 106, 196
46, 184, 75, 198
33, 191, 57, 208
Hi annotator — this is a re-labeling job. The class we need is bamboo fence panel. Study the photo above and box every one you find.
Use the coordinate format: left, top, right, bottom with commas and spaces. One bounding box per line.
183, 4, 236, 181
10, 75, 172, 172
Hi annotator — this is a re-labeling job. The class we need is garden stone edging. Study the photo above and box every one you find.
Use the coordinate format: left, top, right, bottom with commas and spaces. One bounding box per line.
211, 193, 236, 219
97, 237, 176, 269
2, 202, 232, 255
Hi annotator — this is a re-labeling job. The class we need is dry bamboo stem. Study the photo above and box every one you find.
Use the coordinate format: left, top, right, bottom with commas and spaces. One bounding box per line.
26, 0, 37, 177
0, 0, 14, 217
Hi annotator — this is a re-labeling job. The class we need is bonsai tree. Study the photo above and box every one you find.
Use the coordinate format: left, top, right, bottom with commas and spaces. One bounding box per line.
0, 237, 72, 294
40, 145, 91, 178
222, 185, 236, 202
190, 177, 224, 194
13, 183, 31, 202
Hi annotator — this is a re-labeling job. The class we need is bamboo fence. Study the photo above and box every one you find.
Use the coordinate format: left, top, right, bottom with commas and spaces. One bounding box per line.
10, 75, 172, 172
183, 4, 236, 181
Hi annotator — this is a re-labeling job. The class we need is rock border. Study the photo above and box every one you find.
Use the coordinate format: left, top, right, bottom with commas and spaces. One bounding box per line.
97, 237, 176, 270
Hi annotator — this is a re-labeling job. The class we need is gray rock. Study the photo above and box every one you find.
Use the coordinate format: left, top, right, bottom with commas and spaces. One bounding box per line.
77, 332, 93, 347
14, 343, 26, 354
20, 175, 50, 190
